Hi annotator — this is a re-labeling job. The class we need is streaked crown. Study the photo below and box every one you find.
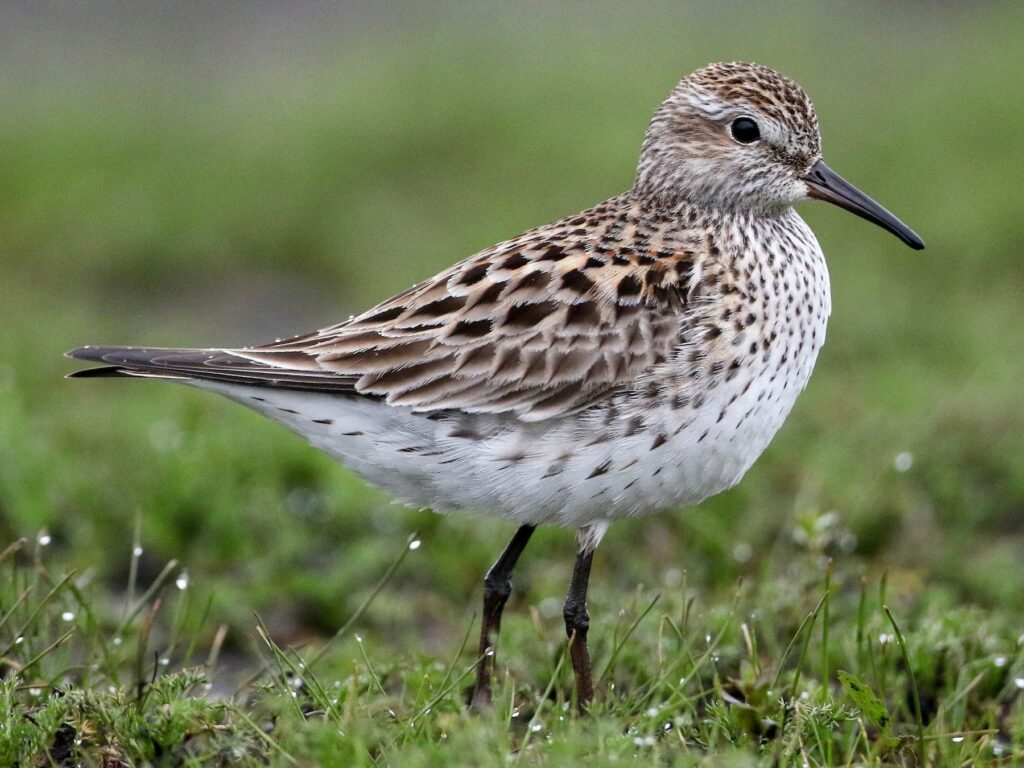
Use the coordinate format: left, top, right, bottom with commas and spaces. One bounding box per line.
634, 62, 822, 212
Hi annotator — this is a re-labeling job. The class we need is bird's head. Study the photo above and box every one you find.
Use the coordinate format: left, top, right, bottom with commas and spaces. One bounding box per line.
634, 61, 923, 249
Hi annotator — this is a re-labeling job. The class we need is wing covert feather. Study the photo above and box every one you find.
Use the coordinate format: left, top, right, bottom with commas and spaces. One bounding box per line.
242, 196, 705, 420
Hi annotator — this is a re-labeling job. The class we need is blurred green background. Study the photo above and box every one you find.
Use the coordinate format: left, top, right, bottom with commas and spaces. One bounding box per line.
1, 0, 1022, 657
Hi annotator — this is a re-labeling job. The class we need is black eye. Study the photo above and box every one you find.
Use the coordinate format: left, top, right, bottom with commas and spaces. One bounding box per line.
730, 117, 761, 144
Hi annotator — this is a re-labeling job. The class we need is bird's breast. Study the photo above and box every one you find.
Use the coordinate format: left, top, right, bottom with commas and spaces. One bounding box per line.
546, 211, 833, 521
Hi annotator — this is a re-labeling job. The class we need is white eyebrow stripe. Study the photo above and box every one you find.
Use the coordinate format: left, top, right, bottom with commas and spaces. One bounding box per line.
685, 85, 740, 120
685, 85, 788, 148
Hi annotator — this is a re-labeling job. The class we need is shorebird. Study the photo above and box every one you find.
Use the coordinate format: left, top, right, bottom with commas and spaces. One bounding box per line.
68, 62, 923, 711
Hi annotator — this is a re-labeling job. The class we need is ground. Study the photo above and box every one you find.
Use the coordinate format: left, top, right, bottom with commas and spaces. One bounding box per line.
1, 2, 1023, 765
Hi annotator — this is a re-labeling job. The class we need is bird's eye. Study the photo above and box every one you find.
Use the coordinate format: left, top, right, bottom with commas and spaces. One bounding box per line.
729, 117, 761, 144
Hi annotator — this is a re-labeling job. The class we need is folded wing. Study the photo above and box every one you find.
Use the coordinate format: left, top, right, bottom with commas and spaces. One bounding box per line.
70, 203, 703, 422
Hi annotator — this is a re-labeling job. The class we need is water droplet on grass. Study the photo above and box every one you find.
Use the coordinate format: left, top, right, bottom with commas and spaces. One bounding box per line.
952, 736, 964, 743
37, 531, 51, 546
61, 611, 75, 622
994, 656, 1008, 667
175, 572, 189, 590
1014, 677, 1024, 689
133, 546, 143, 557
894, 452, 913, 472
408, 539, 421, 551
732, 543, 752, 563
538, 597, 561, 618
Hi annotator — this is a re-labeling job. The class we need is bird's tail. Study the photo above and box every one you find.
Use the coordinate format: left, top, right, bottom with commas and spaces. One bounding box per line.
65, 345, 358, 393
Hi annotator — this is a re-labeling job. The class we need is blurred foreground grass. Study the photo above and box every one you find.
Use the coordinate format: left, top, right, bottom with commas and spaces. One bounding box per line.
0, 1, 1023, 764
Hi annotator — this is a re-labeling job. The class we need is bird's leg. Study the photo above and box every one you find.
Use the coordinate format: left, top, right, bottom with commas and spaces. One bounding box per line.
563, 538, 596, 713
470, 524, 535, 710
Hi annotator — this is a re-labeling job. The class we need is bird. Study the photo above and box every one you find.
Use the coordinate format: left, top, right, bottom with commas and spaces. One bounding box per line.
67, 62, 923, 712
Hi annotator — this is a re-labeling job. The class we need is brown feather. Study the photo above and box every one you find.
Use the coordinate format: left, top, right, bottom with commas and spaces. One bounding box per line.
239, 195, 704, 420
70, 195, 704, 419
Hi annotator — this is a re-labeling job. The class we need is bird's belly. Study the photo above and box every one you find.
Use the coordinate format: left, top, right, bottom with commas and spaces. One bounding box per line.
476, 321, 827, 526
615, 364, 807, 516
399, 346, 821, 527
193, 328, 821, 529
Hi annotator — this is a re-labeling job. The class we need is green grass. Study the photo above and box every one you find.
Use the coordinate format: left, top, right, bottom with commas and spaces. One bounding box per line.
2, 531, 1023, 765
1, 2, 1023, 764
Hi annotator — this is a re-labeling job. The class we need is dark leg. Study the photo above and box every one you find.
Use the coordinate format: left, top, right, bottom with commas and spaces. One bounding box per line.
470, 524, 536, 710
563, 544, 595, 712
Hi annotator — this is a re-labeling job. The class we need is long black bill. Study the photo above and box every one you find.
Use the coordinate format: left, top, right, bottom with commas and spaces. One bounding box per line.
804, 159, 924, 250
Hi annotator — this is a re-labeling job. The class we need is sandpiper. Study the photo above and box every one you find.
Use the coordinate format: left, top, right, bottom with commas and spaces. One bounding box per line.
68, 62, 923, 711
